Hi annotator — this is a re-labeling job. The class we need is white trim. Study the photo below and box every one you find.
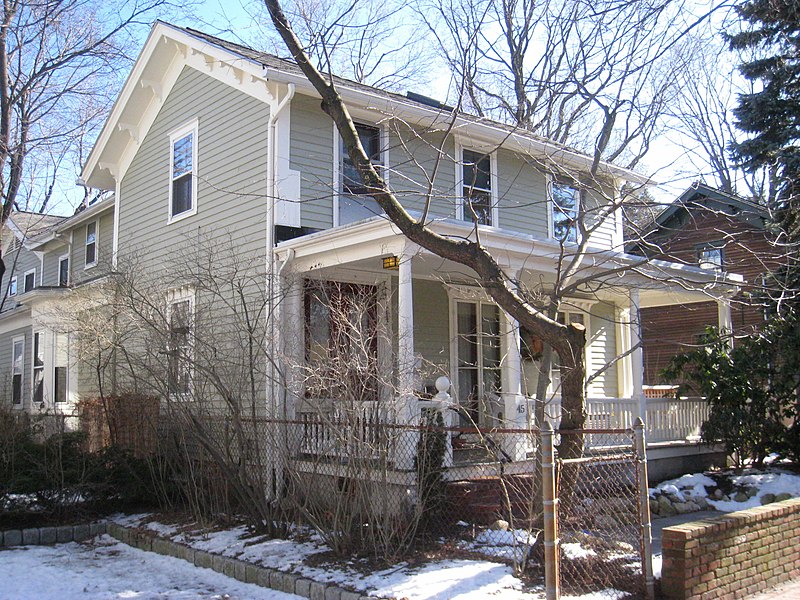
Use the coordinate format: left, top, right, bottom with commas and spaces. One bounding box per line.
455, 140, 500, 227
22, 269, 36, 293
58, 254, 70, 287
84, 220, 98, 269
168, 119, 199, 224
166, 286, 196, 399
11, 335, 24, 408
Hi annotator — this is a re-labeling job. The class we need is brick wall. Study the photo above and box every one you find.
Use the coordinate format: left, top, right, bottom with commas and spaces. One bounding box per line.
661, 498, 800, 599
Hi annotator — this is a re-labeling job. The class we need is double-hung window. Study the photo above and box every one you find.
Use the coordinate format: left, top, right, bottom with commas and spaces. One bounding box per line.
85, 221, 97, 267
697, 242, 724, 271
167, 294, 193, 396
54, 333, 68, 403
11, 337, 24, 405
461, 149, 494, 226
170, 121, 198, 222
23, 269, 35, 293
8, 276, 17, 297
59, 255, 70, 286
32, 331, 44, 404
551, 181, 580, 243
339, 123, 383, 225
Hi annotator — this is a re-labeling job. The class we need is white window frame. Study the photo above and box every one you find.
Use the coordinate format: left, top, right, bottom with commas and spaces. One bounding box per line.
8, 276, 17, 297
85, 220, 98, 269
455, 140, 499, 227
23, 269, 36, 293
11, 336, 24, 407
166, 288, 195, 398
58, 254, 70, 286
168, 120, 199, 224
547, 175, 581, 243
697, 242, 724, 271
32, 330, 44, 404
333, 120, 388, 227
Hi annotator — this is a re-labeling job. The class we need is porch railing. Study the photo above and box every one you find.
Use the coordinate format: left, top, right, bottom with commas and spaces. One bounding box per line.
296, 401, 388, 461
532, 396, 709, 445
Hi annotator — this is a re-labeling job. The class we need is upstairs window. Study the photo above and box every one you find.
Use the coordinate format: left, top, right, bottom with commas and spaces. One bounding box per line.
54, 333, 68, 403
23, 270, 35, 293
339, 123, 383, 224
170, 121, 198, 221
461, 149, 494, 226
59, 255, 69, 286
8, 276, 17, 297
551, 181, 580, 243
85, 221, 97, 267
698, 243, 724, 271
11, 337, 23, 405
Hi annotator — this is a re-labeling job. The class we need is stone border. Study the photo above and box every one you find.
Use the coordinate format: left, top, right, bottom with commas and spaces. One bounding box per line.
106, 522, 381, 600
0, 522, 107, 547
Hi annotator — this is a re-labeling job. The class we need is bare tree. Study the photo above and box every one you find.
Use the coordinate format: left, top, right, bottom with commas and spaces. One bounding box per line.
0, 0, 180, 282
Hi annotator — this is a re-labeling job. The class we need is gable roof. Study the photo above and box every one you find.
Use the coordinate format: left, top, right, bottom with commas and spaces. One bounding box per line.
7, 211, 68, 241
81, 21, 649, 191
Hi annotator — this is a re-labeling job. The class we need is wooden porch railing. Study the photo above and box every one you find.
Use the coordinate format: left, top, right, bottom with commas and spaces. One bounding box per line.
297, 401, 388, 460
533, 396, 709, 445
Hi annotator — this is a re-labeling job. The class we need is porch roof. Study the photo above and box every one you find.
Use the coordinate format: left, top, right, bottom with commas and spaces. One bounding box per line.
274, 216, 742, 307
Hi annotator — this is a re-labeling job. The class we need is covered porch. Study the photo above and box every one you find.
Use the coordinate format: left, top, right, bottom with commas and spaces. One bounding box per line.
273, 217, 738, 475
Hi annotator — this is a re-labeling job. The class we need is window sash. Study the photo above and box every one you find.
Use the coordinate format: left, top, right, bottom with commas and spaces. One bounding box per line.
167, 299, 192, 395
462, 149, 493, 226
8, 277, 17, 297
170, 130, 195, 218
455, 301, 501, 426
552, 182, 580, 243
86, 222, 97, 266
32, 332, 44, 404
341, 124, 382, 196
59, 257, 69, 286
23, 271, 35, 293
698, 245, 724, 270
12, 339, 23, 405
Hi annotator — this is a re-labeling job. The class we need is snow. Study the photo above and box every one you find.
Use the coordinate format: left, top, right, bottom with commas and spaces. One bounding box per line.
0, 534, 299, 600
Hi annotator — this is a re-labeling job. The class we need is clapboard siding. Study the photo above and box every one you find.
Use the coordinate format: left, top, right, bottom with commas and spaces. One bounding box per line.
119, 65, 269, 272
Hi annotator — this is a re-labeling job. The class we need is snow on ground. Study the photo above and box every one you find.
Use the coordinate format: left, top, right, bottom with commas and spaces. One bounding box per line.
0, 534, 299, 600
652, 466, 800, 512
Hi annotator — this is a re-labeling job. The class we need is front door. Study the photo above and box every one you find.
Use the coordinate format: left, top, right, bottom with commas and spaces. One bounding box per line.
454, 300, 502, 427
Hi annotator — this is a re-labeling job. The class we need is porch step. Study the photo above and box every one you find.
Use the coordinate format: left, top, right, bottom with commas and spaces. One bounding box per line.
446, 474, 539, 525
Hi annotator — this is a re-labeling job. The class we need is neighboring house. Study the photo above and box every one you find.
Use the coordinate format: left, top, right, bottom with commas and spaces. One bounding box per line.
0, 198, 114, 418
3, 23, 738, 480
629, 182, 782, 386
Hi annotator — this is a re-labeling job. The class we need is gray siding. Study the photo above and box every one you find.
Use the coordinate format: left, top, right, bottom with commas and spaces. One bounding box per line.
119, 65, 269, 271
1, 244, 40, 305
70, 211, 115, 286
412, 279, 450, 385
587, 301, 618, 398
290, 93, 334, 229
496, 149, 549, 237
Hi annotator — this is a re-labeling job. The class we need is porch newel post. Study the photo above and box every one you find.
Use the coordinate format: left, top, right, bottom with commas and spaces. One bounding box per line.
630, 290, 646, 423
396, 245, 418, 469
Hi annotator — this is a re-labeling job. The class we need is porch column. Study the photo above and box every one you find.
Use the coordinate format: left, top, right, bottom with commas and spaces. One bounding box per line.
396, 245, 418, 470
717, 298, 733, 346
281, 273, 305, 420
629, 289, 646, 422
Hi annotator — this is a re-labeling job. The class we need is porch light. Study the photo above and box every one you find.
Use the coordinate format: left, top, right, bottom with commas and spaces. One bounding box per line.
382, 255, 400, 270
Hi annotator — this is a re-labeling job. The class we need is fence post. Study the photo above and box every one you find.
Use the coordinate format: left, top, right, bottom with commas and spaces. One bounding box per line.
634, 417, 655, 600
541, 421, 560, 600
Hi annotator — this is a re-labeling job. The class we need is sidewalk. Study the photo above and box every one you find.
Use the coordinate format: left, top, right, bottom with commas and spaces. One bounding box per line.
747, 578, 800, 599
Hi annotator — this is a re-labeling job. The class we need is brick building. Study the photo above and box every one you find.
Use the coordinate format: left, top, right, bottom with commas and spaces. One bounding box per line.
630, 183, 783, 385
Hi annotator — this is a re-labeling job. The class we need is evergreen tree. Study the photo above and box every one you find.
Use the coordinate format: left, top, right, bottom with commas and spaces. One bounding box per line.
728, 0, 800, 240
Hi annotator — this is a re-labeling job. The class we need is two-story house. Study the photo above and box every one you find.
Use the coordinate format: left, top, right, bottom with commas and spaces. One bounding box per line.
2, 22, 739, 481
630, 183, 781, 386
0, 197, 114, 423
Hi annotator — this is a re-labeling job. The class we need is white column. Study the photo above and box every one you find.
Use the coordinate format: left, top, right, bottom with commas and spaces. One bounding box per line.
717, 298, 733, 343
501, 311, 523, 423
396, 246, 418, 469
629, 290, 645, 422
281, 273, 304, 421
616, 304, 634, 399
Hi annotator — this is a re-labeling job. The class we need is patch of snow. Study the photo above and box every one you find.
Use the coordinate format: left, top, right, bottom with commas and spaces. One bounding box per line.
0, 535, 299, 599
707, 471, 799, 512
561, 543, 597, 560
658, 485, 684, 501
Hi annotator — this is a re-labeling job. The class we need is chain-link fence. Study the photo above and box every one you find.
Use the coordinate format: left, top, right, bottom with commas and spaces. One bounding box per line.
556, 429, 650, 599
83, 402, 652, 597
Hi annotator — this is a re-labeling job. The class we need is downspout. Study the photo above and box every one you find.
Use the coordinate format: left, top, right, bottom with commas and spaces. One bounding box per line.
266, 83, 295, 418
